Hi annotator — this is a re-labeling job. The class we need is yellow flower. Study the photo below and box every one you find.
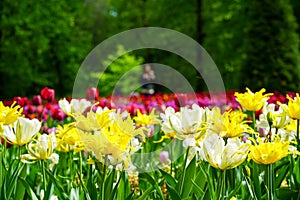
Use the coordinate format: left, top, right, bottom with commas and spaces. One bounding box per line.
133, 109, 160, 126
209, 108, 253, 138
78, 114, 144, 165
2, 117, 41, 146
0, 101, 23, 133
74, 109, 112, 132
285, 93, 300, 120
234, 88, 272, 111
21, 133, 59, 166
55, 123, 85, 153
248, 137, 290, 165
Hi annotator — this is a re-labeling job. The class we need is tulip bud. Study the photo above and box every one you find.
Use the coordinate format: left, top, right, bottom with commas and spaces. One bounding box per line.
40, 87, 55, 102
13, 97, 28, 107
32, 95, 42, 105
86, 87, 99, 100
159, 151, 169, 164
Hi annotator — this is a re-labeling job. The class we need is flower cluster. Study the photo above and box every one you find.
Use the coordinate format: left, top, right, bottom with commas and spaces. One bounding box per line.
0, 87, 300, 199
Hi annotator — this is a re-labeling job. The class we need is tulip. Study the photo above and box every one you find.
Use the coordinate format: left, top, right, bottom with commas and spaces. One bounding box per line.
200, 134, 249, 170
40, 87, 55, 102
58, 98, 92, 115
2, 117, 41, 146
32, 95, 42, 105
21, 133, 59, 164
86, 87, 99, 100
159, 151, 169, 163
248, 137, 292, 165
160, 104, 207, 141
284, 93, 300, 120
234, 88, 272, 111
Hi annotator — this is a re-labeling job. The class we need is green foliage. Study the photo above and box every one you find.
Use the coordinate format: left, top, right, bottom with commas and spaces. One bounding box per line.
91, 46, 144, 96
240, 0, 300, 92
202, 0, 247, 90
1, 0, 300, 98
0, 0, 92, 98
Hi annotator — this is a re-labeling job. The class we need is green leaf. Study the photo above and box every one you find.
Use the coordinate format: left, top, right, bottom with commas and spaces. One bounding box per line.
87, 166, 97, 199
166, 183, 181, 200
135, 186, 154, 200
227, 179, 242, 199
178, 155, 196, 198
159, 169, 177, 187
45, 168, 69, 199
1, 160, 24, 200
294, 157, 300, 185
18, 177, 38, 200
275, 163, 290, 188
108, 169, 122, 200
275, 188, 299, 199
139, 172, 164, 199
105, 169, 116, 199
15, 163, 28, 200
191, 180, 205, 197
117, 171, 131, 200
251, 163, 262, 199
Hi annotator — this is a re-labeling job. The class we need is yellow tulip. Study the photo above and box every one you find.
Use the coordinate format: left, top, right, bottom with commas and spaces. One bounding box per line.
248, 137, 290, 164
78, 114, 144, 165
133, 109, 160, 126
55, 123, 85, 153
0, 101, 23, 133
234, 88, 272, 111
208, 108, 253, 138
285, 93, 300, 120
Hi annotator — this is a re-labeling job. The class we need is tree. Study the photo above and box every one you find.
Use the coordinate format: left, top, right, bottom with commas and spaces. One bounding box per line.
0, 0, 92, 99
240, 0, 299, 92
202, 0, 247, 90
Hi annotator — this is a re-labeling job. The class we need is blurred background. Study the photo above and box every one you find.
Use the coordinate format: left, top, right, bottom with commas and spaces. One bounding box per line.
0, 0, 300, 99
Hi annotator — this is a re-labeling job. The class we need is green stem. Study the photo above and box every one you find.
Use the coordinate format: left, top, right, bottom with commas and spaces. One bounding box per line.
252, 111, 256, 129
170, 139, 174, 176
41, 160, 47, 191
79, 151, 83, 178
297, 119, 299, 151
217, 170, 226, 200
102, 155, 108, 200
266, 164, 274, 200
179, 146, 190, 196
252, 111, 257, 138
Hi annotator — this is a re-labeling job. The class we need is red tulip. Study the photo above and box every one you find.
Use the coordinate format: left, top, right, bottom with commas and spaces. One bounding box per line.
13, 96, 28, 107
32, 95, 42, 105
40, 87, 55, 102
86, 87, 99, 100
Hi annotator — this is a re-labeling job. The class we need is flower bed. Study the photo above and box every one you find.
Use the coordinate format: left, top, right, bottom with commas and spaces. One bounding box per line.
0, 87, 299, 199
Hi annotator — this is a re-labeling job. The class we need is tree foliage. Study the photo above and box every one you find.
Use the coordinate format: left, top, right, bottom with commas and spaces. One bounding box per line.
240, 0, 299, 92
1, 0, 300, 99
0, 0, 92, 98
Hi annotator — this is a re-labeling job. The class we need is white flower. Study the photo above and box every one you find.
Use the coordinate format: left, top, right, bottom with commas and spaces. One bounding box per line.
161, 104, 207, 140
200, 134, 249, 170
2, 117, 41, 146
21, 133, 59, 165
256, 103, 290, 129
59, 98, 91, 115
160, 107, 176, 134
183, 137, 196, 148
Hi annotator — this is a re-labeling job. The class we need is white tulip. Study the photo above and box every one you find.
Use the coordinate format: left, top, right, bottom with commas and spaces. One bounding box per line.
2, 117, 41, 146
200, 134, 249, 170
